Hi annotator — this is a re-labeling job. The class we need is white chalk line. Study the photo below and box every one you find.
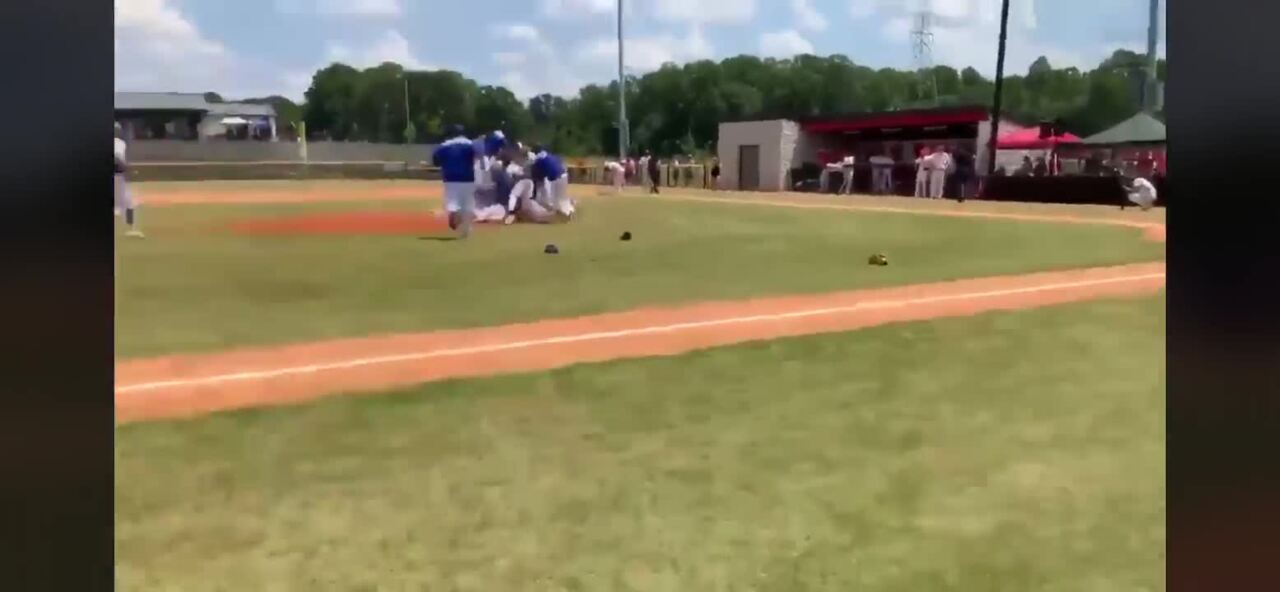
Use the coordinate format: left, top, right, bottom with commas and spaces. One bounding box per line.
117, 271, 1165, 396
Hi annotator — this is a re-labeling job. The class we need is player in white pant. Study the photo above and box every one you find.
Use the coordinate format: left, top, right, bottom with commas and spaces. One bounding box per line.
913, 147, 931, 197
530, 147, 576, 219
1126, 176, 1158, 211
928, 146, 951, 199
509, 178, 555, 223
837, 156, 856, 195
114, 123, 143, 238
604, 160, 625, 193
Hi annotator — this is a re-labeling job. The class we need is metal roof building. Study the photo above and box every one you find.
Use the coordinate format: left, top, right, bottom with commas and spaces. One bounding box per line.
114, 92, 278, 141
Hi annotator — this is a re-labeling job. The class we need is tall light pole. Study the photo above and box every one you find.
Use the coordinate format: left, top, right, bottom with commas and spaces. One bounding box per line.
617, 0, 628, 161
1144, 0, 1161, 111
985, 0, 1012, 176
400, 73, 413, 143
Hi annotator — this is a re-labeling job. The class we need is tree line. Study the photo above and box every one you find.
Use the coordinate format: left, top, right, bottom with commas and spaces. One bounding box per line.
243, 49, 1165, 157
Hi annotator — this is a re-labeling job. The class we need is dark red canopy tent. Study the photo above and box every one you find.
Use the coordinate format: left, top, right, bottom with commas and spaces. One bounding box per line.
996, 127, 1082, 150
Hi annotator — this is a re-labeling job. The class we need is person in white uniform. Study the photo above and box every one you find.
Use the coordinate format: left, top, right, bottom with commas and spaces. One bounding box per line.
114, 123, 144, 238
838, 155, 856, 195
603, 160, 626, 193
507, 167, 556, 224
869, 150, 895, 194
1126, 176, 1158, 210
821, 159, 843, 193
913, 146, 931, 197
472, 158, 515, 223
927, 145, 952, 199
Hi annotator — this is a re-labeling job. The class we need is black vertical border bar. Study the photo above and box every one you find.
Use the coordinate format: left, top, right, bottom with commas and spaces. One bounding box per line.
1168, 0, 1280, 590
0, 0, 115, 589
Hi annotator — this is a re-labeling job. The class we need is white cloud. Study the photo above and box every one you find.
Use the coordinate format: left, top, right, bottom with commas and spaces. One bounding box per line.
487, 25, 584, 98
881, 16, 913, 42
578, 26, 714, 72
791, 0, 829, 31
651, 0, 757, 25
491, 23, 542, 42
492, 52, 527, 67
875, 0, 1088, 76
325, 30, 432, 70
849, 0, 885, 19
274, 0, 402, 17
280, 30, 436, 100
759, 29, 815, 58
925, 0, 972, 20
853, 0, 978, 22
115, 0, 246, 93
539, 0, 615, 17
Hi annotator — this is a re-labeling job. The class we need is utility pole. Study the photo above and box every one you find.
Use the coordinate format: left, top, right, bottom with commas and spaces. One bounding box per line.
985, 0, 1012, 176
1144, 0, 1161, 111
617, 0, 628, 161
402, 74, 414, 143
910, 10, 938, 106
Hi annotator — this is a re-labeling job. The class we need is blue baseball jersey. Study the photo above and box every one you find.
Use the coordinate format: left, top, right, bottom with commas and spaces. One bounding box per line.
531, 152, 565, 183
483, 131, 507, 157
432, 136, 478, 183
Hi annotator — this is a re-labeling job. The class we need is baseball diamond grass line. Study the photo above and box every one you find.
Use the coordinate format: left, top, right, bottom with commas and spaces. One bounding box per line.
116, 295, 1165, 590
116, 270, 1164, 395
118, 191, 1164, 358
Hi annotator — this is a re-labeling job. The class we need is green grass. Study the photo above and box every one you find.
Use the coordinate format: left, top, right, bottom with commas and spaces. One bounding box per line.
118, 196, 1164, 358
117, 295, 1166, 590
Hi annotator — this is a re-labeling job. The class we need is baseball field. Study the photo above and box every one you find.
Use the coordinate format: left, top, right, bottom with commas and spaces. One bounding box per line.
115, 180, 1166, 590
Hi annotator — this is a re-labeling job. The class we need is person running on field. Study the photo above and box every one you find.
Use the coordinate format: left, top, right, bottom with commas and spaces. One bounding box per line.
432, 124, 478, 238
114, 123, 144, 238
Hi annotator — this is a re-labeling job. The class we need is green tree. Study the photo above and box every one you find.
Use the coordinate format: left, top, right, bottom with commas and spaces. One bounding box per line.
303, 63, 361, 140
291, 47, 1164, 156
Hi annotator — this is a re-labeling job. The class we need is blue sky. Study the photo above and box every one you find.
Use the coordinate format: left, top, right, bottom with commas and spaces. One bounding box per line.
116, 0, 1166, 101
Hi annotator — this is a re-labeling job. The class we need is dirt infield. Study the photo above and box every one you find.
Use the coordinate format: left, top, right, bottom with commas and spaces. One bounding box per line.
116, 262, 1165, 423
138, 185, 433, 206
230, 211, 460, 236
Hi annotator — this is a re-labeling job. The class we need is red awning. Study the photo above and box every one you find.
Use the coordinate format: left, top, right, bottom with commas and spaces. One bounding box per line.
997, 128, 1082, 150
801, 107, 990, 133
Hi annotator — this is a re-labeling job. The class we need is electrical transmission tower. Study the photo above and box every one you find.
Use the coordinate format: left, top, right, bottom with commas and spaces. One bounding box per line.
910, 10, 939, 106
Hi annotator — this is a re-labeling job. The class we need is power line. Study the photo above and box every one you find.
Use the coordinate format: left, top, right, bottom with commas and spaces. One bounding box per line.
909, 10, 939, 105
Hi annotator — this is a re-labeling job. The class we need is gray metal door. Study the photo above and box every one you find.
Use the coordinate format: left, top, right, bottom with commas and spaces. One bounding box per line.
738, 145, 760, 191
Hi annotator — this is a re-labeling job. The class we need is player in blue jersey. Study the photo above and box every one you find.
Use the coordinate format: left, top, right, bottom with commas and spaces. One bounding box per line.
431, 124, 478, 238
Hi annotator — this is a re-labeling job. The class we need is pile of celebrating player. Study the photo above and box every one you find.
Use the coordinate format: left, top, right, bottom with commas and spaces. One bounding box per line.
432, 124, 577, 239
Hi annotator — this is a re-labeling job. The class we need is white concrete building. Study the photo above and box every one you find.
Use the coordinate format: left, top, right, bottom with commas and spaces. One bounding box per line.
717, 106, 1025, 193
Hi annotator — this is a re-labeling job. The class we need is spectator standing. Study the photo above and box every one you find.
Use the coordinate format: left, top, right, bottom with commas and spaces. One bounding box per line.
1033, 156, 1049, 177
645, 152, 661, 194
952, 149, 975, 200
1015, 154, 1034, 176
709, 158, 721, 190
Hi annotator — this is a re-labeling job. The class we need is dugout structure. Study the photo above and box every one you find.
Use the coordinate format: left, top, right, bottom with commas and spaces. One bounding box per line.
717, 106, 1025, 193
